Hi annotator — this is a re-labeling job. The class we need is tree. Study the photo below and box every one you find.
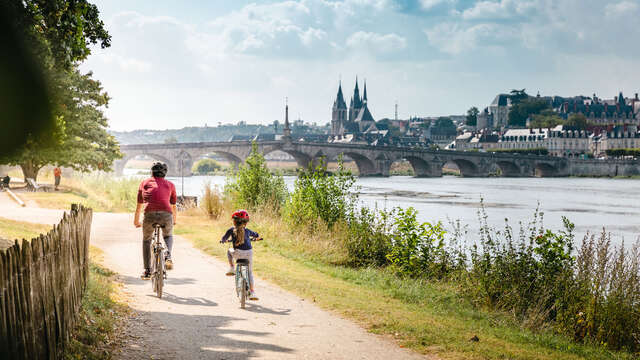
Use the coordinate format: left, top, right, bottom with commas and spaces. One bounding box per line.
5, 68, 121, 180
466, 107, 479, 126
565, 113, 588, 130
434, 117, 456, 130
508, 89, 528, 104
529, 109, 563, 129
1, 0, 117, 180
164, 136, 178, 144
508, 98, 550, 127
192, 158, 222, 174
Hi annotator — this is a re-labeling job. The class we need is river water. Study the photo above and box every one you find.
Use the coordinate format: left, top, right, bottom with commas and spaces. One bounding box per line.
128, 169, 640, 247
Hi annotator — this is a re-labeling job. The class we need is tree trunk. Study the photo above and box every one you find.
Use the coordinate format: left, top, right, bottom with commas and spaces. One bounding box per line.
20, 161, 41, 182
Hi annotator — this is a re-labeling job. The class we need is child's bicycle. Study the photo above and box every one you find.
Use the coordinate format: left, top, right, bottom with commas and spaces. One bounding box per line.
151, 223, 167, 298
224, 236, 262, 309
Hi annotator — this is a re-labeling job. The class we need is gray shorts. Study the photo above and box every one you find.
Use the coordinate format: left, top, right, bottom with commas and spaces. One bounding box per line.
143, 211, 173, 241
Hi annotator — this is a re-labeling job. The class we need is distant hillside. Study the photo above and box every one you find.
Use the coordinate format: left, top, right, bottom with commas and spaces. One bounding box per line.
112, 122, 329, 145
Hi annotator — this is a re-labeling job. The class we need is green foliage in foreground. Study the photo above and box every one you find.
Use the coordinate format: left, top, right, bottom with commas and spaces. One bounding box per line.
64, 254, 126, 360
225, 142, 287, 210
285, 158, 357, 229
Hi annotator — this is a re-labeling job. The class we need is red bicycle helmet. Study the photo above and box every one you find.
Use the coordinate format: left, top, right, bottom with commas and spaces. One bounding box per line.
231, 209, 249, 222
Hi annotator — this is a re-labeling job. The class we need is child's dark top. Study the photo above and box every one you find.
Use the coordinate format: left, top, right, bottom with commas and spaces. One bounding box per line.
221, 227, 259, 250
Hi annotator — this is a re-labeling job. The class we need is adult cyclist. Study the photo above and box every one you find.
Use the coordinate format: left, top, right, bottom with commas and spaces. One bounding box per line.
134, 162, 177, 280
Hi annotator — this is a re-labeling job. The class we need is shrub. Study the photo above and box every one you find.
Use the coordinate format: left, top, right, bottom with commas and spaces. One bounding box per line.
284, 157, 357, 229
192, 158, 222, 174
201, 182, 224, 219
386, 207, 452, 278
225, 142, 287, 210
344, 206, 394, 267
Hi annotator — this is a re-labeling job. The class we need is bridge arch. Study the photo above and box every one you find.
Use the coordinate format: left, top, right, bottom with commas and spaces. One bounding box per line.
340, 152, 377, 176
263, 148, 313, 169
115, 152, 175, 176
191, 150, 244, 170
446, 158, 480, 177
402, 156, 441, 177
495, 161, 522, 177
535, 163, 558, 177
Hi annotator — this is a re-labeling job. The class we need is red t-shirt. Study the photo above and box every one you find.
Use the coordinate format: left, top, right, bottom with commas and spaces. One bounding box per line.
137, 177, 177, 213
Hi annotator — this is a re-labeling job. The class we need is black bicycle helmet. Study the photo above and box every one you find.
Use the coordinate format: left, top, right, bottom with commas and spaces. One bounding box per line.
151, 162, 168, 177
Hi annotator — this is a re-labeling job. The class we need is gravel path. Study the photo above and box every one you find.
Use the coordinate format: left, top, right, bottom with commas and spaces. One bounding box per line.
0, 192, 428, 359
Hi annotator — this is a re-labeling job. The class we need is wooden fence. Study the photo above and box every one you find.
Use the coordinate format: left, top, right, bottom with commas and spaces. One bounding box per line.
0, 205, 92, 359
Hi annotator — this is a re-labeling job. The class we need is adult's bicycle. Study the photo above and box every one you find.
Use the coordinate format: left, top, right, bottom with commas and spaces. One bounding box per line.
151, 223, 166, 298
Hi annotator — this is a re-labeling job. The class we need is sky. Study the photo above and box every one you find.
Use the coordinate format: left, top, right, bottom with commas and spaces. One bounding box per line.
80, 0, 640, 131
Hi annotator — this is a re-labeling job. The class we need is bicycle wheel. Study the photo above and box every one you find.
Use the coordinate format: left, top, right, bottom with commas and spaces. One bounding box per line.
155, 249, 164, 298
240, 278, 246, 309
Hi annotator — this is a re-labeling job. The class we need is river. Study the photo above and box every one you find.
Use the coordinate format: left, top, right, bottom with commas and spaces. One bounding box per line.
128, 169, 640, 247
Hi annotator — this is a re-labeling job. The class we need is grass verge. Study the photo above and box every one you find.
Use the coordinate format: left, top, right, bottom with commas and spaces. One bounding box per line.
175, 209, 633, 360
64, 246, 129, 360
0, 217, 52, 249
20, 174, 139, 213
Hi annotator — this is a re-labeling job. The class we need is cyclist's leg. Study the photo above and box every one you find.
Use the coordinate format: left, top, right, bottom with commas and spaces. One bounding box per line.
141, 213, 155, 273
159, 212, 174, 259
226, 248, 236, 275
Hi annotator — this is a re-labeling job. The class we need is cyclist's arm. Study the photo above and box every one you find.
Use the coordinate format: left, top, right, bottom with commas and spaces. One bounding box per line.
170, 184, 177, 225
220, 228, 233, 243
134, 203, 143, 228
171, 204, 177, 225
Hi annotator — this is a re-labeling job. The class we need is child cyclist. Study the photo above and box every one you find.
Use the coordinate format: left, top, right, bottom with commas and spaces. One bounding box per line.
220, 210, 262, 300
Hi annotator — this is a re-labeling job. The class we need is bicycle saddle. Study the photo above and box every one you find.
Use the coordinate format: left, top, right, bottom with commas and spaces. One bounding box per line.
152, 223, 166, 228
236, 259, 249, 265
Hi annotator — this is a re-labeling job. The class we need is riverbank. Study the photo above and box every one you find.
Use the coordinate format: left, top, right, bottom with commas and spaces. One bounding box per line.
175, 208, 631, 359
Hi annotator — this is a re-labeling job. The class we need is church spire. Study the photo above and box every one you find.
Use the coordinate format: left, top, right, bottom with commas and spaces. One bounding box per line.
283, 97, 291, 138
363, 80, 367, 103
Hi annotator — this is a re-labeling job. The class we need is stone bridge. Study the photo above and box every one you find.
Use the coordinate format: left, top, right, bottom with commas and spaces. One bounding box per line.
114, 140, 640, 178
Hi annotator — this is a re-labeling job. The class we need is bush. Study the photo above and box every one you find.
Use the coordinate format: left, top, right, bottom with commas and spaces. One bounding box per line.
225, 142, 287, 210
487, 148, 549, 155
605, 148, 640, 158
284, 158, 357, 229
201, 182, 224, 219
386, 207, 452, 278
344, 206, 394, 267
192, 158, 222, 174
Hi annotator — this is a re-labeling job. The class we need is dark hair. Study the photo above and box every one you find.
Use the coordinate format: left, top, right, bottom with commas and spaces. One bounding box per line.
151, 162, 168, 178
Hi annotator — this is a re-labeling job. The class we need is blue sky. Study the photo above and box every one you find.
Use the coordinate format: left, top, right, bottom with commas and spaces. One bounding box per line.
81, 0, 640, 131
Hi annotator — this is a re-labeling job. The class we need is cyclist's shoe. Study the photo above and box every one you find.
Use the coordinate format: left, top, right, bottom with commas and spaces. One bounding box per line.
225, 267, 235, 276
140, 269, 151, 280
165, 258, 173, 270
249, 291, 259, 301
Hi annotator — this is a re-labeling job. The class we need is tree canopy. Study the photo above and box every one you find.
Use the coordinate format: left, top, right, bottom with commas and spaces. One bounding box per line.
466, 107, 479, 126
508, 98, 550, 127
1, 0, 120, 180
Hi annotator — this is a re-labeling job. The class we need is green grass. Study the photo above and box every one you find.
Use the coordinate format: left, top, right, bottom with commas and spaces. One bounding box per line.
175, 209, 635, 360
21, 173, 139, 212
64, 247, 129, 360
0, 217, 52, 249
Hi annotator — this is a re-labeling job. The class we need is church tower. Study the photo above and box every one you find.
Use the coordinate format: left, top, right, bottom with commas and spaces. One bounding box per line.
331, 81, 348, 137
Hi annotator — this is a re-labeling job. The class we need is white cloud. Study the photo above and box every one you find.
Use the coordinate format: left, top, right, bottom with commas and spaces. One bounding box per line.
100, 53, 152, 72
605, 1, 639, 16
420, 0, 451, 10
462, 0, 538, 20
346, 31, 407, 53
425, 22, 513, 54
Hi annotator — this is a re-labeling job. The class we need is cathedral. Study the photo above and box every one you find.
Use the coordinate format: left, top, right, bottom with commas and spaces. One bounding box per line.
331, 78, 376, 137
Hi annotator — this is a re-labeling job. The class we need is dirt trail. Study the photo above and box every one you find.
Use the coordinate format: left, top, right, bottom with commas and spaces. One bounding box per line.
0, 193, 427, 359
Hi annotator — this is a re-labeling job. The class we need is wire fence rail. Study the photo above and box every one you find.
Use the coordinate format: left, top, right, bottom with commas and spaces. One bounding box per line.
0, 205, 92, 360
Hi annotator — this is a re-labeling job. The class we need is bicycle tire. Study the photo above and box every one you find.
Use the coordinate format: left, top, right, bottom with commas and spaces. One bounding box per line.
240, 278, 246, 309
155, 248, 164, 298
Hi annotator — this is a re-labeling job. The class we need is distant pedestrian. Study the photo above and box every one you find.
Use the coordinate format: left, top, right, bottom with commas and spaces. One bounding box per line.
53, 166, 61, 191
